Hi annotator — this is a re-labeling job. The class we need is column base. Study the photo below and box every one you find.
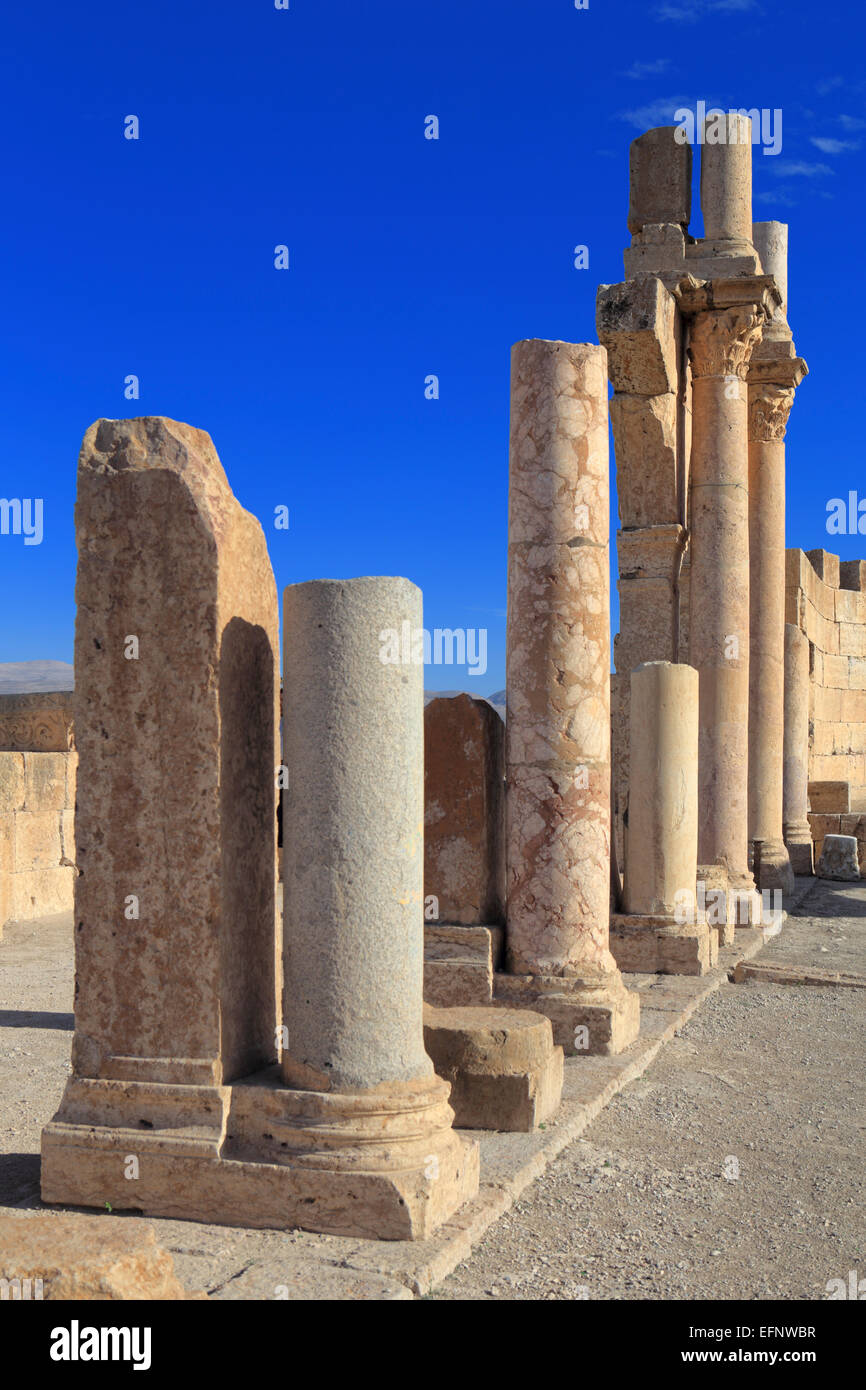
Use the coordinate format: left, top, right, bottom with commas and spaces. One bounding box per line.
492, 970, 640, 1056
610, 914, 717, 976
752, 838, 795, 895
783, 828, 814, 876
423, 1004, 563, 1132
422, 923, 503, 1007
41, 1070, 479, 1242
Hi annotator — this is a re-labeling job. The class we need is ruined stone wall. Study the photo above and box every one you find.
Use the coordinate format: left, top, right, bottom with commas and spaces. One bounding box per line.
786, 548, 866, 802
0, 694, 76, 932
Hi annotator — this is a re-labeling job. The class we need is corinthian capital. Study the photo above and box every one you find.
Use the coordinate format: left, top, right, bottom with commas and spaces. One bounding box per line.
688, 305, 765, 381
748, 383, 795, 442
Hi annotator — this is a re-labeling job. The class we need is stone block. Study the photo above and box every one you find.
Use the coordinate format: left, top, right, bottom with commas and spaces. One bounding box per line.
835, 587, 866, 625
596, 277, 678, 395
840, 623, 866, 658
816, 834, 860, 881
493, 971, 640, 1057
808, 780, 850, 813
610, 394, 679, 527
423, 1004, 564, 1131
610, 916, 716, 975
622, 223, 687, 279
22, 752, 70, 814
0, 753, 25, 814
824, 654, 850, 689
0, 692, 74, 753
423, 924, 503, 1007
12, 811, 62, 872
0, 1212, 198, 1300
9, 866, 74, 920
628, 127, 691, 235
806, 549, 840, 589
840, 559, 866, 592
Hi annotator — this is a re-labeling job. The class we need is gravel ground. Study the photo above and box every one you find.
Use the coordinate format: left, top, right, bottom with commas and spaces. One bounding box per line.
1, 882, 864, 1301
433, 881, 866, 1300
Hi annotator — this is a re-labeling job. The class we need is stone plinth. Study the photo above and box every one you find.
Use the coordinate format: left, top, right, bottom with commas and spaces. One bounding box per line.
424, 923, 503, 1008
423, 1005, 563, 1132
0, 1213, 199, 1300
499, 339, 639, 1056
816, 835, 860, 882
783, 625, 814, 874
424, 693, 505, 925
612, 662, 713, 975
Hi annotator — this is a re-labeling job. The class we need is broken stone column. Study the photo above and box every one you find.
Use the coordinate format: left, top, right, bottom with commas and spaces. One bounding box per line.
678, 277, 778, 917
816, 834, 860, 882
43, 418, 281, 1213
783, 622, 814, 873
495, 339, 640, 1055
611, 661, 715, 974
747, 223, 808, 894
279, 577, 478, 1231
700, 114, 753, 252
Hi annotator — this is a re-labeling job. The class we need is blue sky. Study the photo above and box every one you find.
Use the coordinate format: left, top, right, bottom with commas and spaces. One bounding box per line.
1, 0, 863, 692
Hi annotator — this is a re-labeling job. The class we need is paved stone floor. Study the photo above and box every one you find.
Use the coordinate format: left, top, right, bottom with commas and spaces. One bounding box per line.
1, 879, 863, 1299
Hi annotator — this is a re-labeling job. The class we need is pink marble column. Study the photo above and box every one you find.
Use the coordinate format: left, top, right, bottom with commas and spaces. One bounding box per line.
496, 339, 639, 1055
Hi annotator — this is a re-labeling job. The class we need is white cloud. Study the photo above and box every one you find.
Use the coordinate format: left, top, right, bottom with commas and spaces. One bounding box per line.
770, 160, 833, 177
616, 95, 692, 127
839, 114, 866, 131
810, 136, 859, 154
624, 59, 670, 79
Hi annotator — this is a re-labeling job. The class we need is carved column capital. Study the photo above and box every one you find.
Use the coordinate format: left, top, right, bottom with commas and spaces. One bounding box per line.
748, 383, 795, 442
688, 305, 765, 381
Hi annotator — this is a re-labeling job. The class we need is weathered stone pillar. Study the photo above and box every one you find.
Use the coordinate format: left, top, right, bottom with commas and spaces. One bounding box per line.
611, 661, 714, 974
678, 278, 777, 912
747, 222, 807, 893
700, 114, 753, 252
279, 577, 478, 1229
42, 417, 281, 1203
496, 339, 640, 1055
783, 622, 814, 873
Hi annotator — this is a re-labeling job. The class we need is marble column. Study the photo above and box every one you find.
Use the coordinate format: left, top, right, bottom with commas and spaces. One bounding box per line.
747, 221, 808, 892
611, 661, 714, 974
496, 339, 640, 1055
678, 277, 777, 913
783, 622, 814, 874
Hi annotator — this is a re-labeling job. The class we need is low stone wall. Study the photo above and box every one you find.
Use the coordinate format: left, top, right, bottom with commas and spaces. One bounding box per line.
786, 548, 866, 804
0, 693, 76, 933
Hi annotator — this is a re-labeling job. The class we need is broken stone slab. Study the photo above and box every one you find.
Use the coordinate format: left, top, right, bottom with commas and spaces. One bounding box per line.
0, 1212, 201, 1300
424, 693, 505, 926
816, 834, 860, 882
423, 1004, 563, 1132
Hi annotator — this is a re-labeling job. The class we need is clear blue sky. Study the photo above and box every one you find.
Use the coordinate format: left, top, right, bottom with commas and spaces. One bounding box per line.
1, 0, 863, 692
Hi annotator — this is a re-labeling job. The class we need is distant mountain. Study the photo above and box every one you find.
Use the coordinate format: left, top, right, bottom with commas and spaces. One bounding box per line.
0, 661, 74, 694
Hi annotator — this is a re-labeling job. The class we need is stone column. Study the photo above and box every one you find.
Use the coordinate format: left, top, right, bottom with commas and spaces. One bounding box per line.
496, 339, 640, 1055
783, 622, 814, 873
611, 661, 713, 974
279, 577, 478, 1229
42, 416, 281, 1205
678, 276, 777, 915
700, 114, 753, 251
747, 222, 808, 893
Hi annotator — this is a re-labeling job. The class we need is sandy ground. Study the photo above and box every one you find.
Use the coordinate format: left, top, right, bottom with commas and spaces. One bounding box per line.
1, 879, 863, 1300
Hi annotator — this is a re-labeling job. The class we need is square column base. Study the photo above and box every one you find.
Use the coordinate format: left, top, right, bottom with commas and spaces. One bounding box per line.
492, 972, 640, 1056
41, 1071, 479, 1242
610, 915, 717, 976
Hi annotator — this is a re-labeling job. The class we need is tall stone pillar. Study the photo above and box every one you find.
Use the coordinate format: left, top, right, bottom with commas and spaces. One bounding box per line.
747, 222, 808, 892
42, 417, 281, 1204
700, 113, 753, 253
279, 577, 478, 1229
783, 622, 814, 874
496, 339, 640, 1055
677, 276, 778, 909
611, 662, 714, 974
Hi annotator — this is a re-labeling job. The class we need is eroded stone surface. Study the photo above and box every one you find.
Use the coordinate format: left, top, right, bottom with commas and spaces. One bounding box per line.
816, 834, 860, 882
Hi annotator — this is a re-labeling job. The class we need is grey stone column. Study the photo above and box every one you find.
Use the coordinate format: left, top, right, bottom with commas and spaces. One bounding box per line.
783, 622, 814, 874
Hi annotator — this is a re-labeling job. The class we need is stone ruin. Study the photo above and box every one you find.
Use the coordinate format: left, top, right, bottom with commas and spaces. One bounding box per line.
17, 116, 866, 1248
